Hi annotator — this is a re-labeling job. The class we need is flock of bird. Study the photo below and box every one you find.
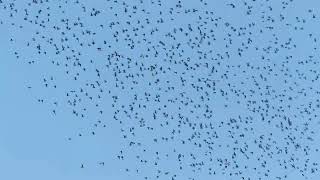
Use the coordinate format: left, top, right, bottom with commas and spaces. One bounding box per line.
1, 0, 320, 179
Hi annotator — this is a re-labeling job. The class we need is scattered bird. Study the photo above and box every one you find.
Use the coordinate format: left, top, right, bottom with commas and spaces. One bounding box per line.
1, 0, 320, 180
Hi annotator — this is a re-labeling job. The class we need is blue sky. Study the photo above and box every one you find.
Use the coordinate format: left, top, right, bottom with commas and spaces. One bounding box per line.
1, 0, 320, 180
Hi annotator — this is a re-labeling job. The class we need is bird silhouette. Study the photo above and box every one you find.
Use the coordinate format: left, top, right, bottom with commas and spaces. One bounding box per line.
1, 0, 320, 179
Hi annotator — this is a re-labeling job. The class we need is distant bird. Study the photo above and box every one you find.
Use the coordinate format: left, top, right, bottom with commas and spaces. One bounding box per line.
2, 0, 320, 179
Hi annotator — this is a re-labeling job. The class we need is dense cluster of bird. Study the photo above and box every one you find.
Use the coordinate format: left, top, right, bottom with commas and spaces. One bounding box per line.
1, 0, 320, 179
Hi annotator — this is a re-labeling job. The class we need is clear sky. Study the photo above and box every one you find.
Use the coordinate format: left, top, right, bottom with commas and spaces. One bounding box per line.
1, 0, 320, 180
